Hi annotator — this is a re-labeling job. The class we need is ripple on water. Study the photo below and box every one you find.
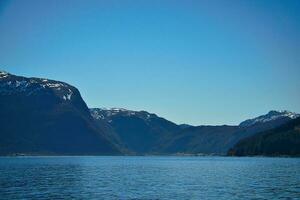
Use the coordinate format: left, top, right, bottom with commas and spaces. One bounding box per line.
0, 156, 299, 200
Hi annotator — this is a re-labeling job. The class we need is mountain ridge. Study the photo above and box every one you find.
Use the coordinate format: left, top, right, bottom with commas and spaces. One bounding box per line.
239, 110, 299, 127
90, 107, 180, 154
229, 117, 300, 156
0, 70, 298, 156
0, 71, 121, 155
90, 107, 299, 155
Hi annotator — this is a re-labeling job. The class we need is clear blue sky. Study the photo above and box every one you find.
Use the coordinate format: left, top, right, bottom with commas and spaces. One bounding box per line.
0, 0, 299, 125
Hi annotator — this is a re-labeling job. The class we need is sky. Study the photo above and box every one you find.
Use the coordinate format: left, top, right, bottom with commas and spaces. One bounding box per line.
0, 0, 299, 125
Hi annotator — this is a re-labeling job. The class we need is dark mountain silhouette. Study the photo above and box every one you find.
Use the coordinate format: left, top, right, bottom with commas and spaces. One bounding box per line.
90, 108, 298, 155
1, 71, 298, 156
162, 111, 299, 154
90, 108, 180, 154
228, 117, 300, 156
0, 71, 121, 155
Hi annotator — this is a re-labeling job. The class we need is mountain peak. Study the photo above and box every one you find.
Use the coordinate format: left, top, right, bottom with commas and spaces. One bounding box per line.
266, 110, 299, 119
239, 110, 300, 127
0, 71, 10, 78
90, 107, 159, 122
0, 71, 75, 101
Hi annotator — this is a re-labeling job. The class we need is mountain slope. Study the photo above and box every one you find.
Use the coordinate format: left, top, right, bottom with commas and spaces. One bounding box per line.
228, 117, 300, 156
1, 71, 298, 156
90, 108, 299, 155
90, 108, 181, 154
239, 110, 299, 127
159, 111, 299, 154
0, 71, 121, 155
160, 125, 239, 154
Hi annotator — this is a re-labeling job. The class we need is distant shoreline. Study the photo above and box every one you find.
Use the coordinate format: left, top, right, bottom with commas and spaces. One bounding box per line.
1, 153, 299, 158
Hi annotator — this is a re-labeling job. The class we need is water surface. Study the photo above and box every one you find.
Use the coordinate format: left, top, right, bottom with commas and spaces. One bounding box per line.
0, 156, 299, 199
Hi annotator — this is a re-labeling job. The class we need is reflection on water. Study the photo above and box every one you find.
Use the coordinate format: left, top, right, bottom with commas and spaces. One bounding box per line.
0, 156, 299, 199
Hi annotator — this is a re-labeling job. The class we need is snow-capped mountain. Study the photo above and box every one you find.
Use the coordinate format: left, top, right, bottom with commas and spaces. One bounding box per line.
229, 117, 300, 156
0, 71, 121, 155
1, 71, 299, 156
90, 108, 300, 154
239, 110, 300, 127
0, 71, 73, 101
90, 107, 180, 153
90, 108, 156, 121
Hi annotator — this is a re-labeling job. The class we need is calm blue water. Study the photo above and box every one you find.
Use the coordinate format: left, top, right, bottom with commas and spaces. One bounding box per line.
0, 156, 299, 200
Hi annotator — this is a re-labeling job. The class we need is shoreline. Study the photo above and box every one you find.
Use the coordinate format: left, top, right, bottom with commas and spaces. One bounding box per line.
0, 153, 299, 158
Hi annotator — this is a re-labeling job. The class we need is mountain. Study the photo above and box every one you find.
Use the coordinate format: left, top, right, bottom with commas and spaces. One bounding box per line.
228, 117, 300, 156
158, 111, 299, 155
90, 107, 299, 155
90, 108, 180, 154
0, 71, 121, 155
239, 110, 299, 127
1, 71, 298, 156
179, 124, 193, 129
159, 125, 240, 154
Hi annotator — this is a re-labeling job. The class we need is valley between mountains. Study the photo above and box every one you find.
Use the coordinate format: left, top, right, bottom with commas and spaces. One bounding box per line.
0, 71, 299, 156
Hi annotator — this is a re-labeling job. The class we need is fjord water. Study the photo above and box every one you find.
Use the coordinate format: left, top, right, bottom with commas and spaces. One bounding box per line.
0, 157, 299, 200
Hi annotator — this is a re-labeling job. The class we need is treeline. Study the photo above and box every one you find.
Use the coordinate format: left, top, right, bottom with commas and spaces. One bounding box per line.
228, 117, 300, 156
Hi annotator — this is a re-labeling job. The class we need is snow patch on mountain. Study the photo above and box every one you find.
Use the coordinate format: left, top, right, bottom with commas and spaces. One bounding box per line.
0, 71, 74, 101
0, 71, 9, 78
90, 108, 156, 121
239, 110, 300, 127
90, 108, 135, 119
90, 108, 105, 120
